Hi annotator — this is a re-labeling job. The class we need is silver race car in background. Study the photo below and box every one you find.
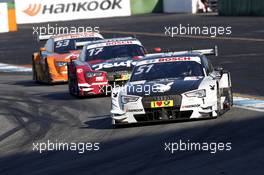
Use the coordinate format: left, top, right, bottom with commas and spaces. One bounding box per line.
111, 47, 233, 125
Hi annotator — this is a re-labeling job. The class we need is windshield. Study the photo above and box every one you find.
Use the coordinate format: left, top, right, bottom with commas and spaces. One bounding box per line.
54, 37, 101, 54
130, 61, 204, 82
85, 44, 145, 61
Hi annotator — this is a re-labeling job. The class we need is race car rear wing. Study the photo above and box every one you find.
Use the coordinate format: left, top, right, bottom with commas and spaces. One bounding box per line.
184, 45, 218, 56
75, 41, 92, 47
148, 46, 218, 57
75, 37, 138, 48
37, 35, 54, 42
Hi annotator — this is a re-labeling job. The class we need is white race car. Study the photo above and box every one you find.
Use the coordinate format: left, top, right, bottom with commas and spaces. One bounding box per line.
110, 47, 233, 125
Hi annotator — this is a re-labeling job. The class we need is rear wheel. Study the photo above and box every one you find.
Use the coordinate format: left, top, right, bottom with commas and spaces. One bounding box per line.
216, 84, 222, 117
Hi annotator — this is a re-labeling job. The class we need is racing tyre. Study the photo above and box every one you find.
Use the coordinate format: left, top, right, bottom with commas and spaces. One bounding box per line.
44, 58, 52, 84
68, 68, 75, 96
216, 84, 222, 117
32, 57, 38, 82
68, 66, 80, 97
74, 79, 80, 97
223, 87, 233, 110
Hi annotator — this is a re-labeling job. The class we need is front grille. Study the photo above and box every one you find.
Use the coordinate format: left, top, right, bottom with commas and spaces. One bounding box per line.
142, 95, 182, 108
134, 108, 193, 122
134, 95, 191, 122
107, 70, 131, 82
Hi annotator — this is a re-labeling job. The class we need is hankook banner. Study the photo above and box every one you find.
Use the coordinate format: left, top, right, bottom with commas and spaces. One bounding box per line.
15, 0, 131, 24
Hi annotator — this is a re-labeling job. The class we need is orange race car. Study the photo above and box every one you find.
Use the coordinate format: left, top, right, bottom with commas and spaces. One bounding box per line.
32, 32, 104, 84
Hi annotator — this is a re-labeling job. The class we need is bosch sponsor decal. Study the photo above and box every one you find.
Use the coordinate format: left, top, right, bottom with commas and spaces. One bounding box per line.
92, 60, 137, 70
158, 56, 201, 63
86, 40, 142, 49
15, 0, 131, 24
137, 57, 201, 66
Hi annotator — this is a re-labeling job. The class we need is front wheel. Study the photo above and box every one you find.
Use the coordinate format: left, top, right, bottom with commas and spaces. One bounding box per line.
44, 58, 52, 84
68, 70, 80, 96
68, 71, 75, 96
32, 57, 38, 82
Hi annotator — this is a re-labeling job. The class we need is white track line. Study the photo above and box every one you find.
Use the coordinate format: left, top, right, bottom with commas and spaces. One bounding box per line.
0, 63, 32, 72
233, 97, 264, 112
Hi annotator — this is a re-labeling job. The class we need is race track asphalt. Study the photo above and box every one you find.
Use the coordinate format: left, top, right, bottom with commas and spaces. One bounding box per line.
0, 14, 264, 175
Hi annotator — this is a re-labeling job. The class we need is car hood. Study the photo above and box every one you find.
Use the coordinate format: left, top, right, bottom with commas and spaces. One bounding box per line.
50, 50, 80, 61
89, 57, 139, 72
126, 77, 203, 96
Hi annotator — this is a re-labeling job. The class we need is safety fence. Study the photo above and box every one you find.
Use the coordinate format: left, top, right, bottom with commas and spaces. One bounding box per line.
219, 0, 264, 16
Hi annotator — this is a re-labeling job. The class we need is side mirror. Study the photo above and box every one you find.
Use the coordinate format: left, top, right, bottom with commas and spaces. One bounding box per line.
70, 55, 78, 60
215, 67, 224, 72
153, 47, 162, 53
40, 47, 46, 52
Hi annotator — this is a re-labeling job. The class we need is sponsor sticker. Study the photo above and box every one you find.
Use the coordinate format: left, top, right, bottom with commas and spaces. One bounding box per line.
137, 56, 201, 66
151, 100, 174, 108
95, 76, 104, 81
15, 0, 131, 24
114, 74, 131, 81
86, 40, 142, 50
54, 33, 102, 42
181, 104, 200, 108
92, 60, 137, 70
127, 109, 143, 112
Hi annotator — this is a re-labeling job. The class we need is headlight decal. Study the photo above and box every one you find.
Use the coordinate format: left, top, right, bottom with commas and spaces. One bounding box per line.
56, 62, 67, 67
121, 95, 140, 104
185, 89, 206, 98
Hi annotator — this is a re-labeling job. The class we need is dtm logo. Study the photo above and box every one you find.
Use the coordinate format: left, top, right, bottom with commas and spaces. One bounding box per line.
23, 0, 122, 16
92, 60, 137, 70
23, 4, 42, 16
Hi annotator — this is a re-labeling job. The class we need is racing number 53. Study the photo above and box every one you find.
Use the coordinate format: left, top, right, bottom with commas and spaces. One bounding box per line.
135, 64, 153, 75
55, 40, 70, 48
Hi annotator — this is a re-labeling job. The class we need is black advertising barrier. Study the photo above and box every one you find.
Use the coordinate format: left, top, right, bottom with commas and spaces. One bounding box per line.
219, 0, 264, 16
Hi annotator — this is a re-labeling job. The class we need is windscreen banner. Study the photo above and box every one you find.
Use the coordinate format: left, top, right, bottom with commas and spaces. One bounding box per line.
15, 0, 131, 24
